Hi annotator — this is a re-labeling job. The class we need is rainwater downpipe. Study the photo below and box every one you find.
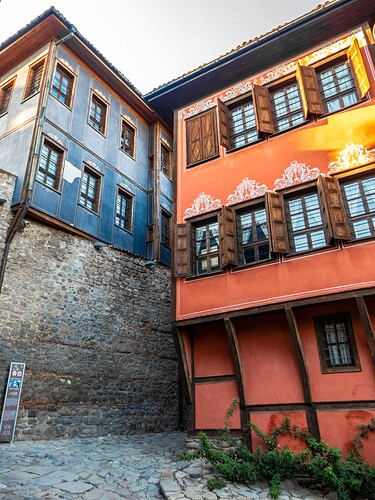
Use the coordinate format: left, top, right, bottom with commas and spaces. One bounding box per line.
0, 30, 76, 292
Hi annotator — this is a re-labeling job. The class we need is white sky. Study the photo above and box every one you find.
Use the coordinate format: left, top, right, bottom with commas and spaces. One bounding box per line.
1, 0, 321, 94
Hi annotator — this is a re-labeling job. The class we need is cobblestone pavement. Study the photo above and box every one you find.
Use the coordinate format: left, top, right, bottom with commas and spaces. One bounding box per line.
0, 433, 333, 499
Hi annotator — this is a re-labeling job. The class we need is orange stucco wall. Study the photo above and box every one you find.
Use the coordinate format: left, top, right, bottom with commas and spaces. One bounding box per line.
194, 322, 235, 378
195, 381, 240, 429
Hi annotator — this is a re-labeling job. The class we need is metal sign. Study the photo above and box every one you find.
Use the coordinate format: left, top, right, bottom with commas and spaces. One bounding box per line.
0, 362, 26, 443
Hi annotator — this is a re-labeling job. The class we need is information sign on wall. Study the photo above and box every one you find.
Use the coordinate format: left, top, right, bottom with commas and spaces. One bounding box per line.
0, 362, 26, 443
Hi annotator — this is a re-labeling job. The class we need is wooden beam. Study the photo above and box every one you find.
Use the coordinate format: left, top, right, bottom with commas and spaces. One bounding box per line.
224, 317, 246, 407
355, 296, 375, 368
176, 287, 375, 328
172, 326, 192, 404
285, 307, 320, 440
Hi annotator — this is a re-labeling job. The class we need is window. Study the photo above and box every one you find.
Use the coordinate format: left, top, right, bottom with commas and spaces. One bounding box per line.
314, 313, 360, 373
236, 206, 270, 265
285, 191, 327, 253
271, 82, 305, 133
192, 219, 220, 275
120, 120, 135, 157
229, 98, 258, 149
186, 109, 218, 166
115, 188, 133, 231
318, 61, 359, 113
51, 64, 74, 107
0, 79, 15, 116
161, 210, 171, 248
80, 166, 101, 212
25, 59, 45, 99
341, 174, 375, 240
89, 94, 107, 134
161, 143, 171, 176
36, 140, 63, 190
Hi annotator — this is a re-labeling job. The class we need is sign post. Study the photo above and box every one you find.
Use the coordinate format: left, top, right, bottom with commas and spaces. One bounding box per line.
0, 362, 26, 443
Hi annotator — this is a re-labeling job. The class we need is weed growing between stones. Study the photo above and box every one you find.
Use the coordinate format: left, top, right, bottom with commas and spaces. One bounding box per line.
181, 398, 375, 499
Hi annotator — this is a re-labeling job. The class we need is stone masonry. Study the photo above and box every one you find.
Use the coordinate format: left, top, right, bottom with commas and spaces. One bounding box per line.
0, 173, 178, 439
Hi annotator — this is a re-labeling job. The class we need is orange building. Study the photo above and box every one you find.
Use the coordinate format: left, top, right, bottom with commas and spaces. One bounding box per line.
146, 0, 375, 461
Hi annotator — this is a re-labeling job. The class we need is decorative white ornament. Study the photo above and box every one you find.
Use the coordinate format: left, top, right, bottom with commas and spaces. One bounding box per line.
218, 82, 253, 102
258, 62, 298, 86
184, 192, 221, 219
119, 182, 134, 195
123, 114, 135, 126
86, 160, 101, 172
227, 178, 268, 205
178, 99, 215, 121
161, 137, 172, 150
93, 89, 107, 102
274, 161, 321, 190
47, 133, 63, 146
328, 143, 375, 173
57, 58, 74, 72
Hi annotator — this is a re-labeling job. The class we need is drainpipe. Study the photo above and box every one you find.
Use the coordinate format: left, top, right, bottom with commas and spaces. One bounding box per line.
0, 30, 76, 292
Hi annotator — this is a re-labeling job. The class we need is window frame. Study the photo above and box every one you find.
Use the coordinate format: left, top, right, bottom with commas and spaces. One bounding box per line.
227, 94, 261, 151
23, 57, 46, 101
120, 118, 136, 158
191, 215, 221, 276
160, 142, 172, 177
115, 187, 133, 232
235, 200, 273, 267
161, 209, 172, 249
88, 91, 108, 136
314, 312, 361, 373
79, 164, 102, 214
36, 137, 65, 191
51, 62, 75, 108
0, 78, 16, 117
185, 108, 219, 168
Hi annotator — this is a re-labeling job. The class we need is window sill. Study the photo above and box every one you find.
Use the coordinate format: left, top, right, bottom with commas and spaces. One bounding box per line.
232, 257, 277, 271
21, 90, 41, 104
227, 138, 263, 153
50, 93, 72, 110
321, 366, 361, 374
35, 179, 61, 194
0, 111, 9, 119
284, 244, 333, 259
114, 223, 133, 235
119, 148, 136, 160
87, 122, 106, 137
78, 203, 100, 216
186, 154, 220, 169
318, 98, 366, 119
270, 119, 309, 137
185, 268, 225, 281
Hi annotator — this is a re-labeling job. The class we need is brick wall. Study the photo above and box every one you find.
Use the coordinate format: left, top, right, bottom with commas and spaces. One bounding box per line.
0, 189, 178, 439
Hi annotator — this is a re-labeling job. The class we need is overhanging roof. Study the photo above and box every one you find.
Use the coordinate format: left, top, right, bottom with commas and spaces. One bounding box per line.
145, 0, 375, 126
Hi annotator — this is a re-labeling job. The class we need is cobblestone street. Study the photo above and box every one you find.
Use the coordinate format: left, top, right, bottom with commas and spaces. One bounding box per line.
0, 433, 333, 499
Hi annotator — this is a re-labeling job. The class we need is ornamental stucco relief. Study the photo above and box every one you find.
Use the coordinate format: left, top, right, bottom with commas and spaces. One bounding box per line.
227, 178, 268, 205
274, 161, 321, 190
183, 192, 221, 219
328, 143, 375, 174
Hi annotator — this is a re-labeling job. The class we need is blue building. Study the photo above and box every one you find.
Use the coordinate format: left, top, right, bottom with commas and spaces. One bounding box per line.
0, 7, 172, 267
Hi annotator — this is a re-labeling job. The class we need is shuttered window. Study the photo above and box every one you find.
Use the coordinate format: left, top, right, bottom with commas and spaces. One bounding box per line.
0, 79, 15, 115
192, 219, 220, 275
51, 64, 74, 107
36, 140, 63, 190
341, 174, 375, 240
89, 94, 107, 134
236, 205, 270, 265
80, 166, 101, 213
115, 188, 133, 231
161, 143, 171, 177
186, 109, 218, 166
120, 120, 136, 157
314, 313, 360, 373
271, 82, 305, 133
25, 59, 45, 99
161, 210, 172, 248
285, 191, 327, 253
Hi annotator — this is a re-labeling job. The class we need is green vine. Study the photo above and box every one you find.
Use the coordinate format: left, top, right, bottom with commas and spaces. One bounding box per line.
182, 399, 375, 499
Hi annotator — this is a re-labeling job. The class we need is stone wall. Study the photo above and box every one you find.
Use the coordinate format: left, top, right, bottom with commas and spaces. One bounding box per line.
0, 170, 16, 262
0, 194, 178, 439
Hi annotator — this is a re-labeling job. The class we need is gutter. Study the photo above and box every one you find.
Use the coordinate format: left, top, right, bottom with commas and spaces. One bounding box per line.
0, 30, 76, 292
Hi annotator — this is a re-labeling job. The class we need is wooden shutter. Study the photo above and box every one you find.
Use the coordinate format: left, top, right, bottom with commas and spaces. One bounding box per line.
217, 99, 231, 149
186, 116, 202, 166
218, 206, 237, 269
296, 65, 324, 118
347, 38, 370, 99
317, 175, 350, 241
253, 84, 274, 134
174, 223, 191, 277
265, 192, 290, 254
201, 109, 218, 160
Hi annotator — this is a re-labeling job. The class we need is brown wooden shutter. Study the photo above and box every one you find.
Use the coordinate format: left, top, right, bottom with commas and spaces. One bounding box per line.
296, 65, 324, 118
317, 175, 351, 241
265, 192, 290, 254
253, 84, 274, 134
348, 38, 370, 99
201, 109, 218, 160
218, 206, 237, 269
174, 223, 191, 277
186, 116, 202, 166
217, 99, 231, 149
